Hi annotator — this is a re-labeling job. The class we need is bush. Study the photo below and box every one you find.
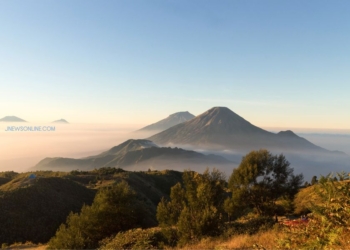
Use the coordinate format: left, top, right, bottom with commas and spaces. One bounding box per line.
224, 217, 275, 237
279, 173, 350, 249
99, 227, 175, 249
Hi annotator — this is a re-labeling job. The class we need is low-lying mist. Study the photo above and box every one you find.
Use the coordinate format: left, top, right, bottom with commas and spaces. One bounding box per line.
299, 133, 350, 155
1, 122, 349, 182
154, 141, 350, 182
0, 123, 139, 172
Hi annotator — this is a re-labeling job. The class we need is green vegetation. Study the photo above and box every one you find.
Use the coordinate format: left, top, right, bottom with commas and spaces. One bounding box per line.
0, 167, 183, 247
48, 181, 146, 249
0, 177, 95, 245
157, 169, 227, 245
280, 173, 350, 249
0, 171, 19, 188
224, 216, 275, 237
226, 149, 303, 217
99, 227, 177, 250
0, 171, 19, 179
3, 150, 350, 249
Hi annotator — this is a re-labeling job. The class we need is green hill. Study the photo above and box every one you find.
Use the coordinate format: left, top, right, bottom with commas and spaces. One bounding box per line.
0, 168, 183, 246
0, 176, 95, 245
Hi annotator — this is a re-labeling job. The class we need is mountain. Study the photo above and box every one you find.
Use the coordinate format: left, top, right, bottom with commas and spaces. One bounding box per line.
137, 111, 195, 133
147, 107, 333, 154
0, 116, 26, 122
32, 139, 231, 172
52, 119, 69, 124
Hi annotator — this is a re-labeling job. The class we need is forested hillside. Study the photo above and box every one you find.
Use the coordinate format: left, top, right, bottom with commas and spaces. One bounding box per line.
0, 168, 182, 246
2, 152, 350, 249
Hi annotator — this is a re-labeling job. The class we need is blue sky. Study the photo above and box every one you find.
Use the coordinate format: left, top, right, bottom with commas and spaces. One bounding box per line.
1, 0, 349, 129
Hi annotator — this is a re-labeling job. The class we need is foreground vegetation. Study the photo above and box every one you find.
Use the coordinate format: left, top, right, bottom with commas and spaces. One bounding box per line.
1, 150, 350, 249
0, 168, 182, 246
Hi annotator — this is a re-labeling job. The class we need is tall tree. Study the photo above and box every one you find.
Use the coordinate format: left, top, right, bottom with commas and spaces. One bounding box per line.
48, 181, 144, 249
157, 168, 227, 243
311, 176, 318, 185
227, 149, 303, 216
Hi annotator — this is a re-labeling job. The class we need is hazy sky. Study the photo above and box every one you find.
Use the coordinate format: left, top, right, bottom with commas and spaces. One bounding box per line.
1, 0, 349, 129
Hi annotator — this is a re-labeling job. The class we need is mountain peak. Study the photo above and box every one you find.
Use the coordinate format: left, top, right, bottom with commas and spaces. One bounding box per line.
0, 116, 27, 122
137, 111, 195, 132
169, 111, 193, 118
194, 107, 253, 129
277, 130, 298, 137
148, 107, 269, 146
208, 106, 232, 113
204, 106, 237, 118
52, 119, 69, 124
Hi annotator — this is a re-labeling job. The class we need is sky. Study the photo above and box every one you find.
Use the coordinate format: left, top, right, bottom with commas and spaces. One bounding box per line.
1, 0, 350, 129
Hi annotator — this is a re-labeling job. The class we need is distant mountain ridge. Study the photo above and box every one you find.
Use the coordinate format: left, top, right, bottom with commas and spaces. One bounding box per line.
148, 107, 334, 154
137, 111, 195, 133
32, 139, 231, 171
0, 116, 26, 122
52, 119, 69, 124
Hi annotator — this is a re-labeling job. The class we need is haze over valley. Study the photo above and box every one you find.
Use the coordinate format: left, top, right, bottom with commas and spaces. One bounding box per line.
2, 1, 350, 248
1, 107, 349, 181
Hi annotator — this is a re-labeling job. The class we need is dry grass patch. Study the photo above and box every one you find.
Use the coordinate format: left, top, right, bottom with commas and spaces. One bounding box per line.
2, 242, 47, 250
218, 230, 282, 249
178, 237, 223, 250
176, 229, 283, 250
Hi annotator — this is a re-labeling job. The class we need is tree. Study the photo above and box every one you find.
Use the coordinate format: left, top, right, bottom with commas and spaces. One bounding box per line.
227, 149, 303, 217
157, 168, 227, 244
48, 181, 145, 249
311, 176, 318, 185
157, 183, 185, 227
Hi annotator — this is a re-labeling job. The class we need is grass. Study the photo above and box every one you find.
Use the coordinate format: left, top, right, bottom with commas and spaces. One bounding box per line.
100, 222, 350, 250
1, 241, 47, 250
172, 228, 283, 250
218, 230, 282, 249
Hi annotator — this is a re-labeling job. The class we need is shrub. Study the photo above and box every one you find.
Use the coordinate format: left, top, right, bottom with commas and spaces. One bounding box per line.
224, 217, 275, 237
279, 173, 350, 249
99, 227, 176, 249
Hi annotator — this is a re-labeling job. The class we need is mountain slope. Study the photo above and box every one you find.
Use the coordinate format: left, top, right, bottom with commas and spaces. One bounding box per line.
148, 107, 331, 153
137, 111, 195, 133
32, 139, 231, 171
0, 116, 27, 122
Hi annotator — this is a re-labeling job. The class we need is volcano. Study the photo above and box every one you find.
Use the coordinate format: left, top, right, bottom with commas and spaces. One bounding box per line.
148, 107, 330, 153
